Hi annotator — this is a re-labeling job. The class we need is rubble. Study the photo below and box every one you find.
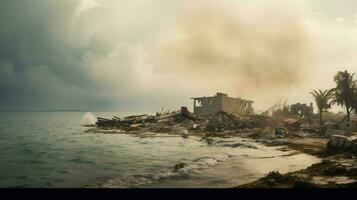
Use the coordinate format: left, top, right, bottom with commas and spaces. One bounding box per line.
205, 111, 239, 131
323, 121, 357, 138
94, 95, 324, 141
325, 129, 346, 138
96, 107, 201, 129
283, 118, 301, 132
327, 135, 357, 153
258, 126, 275, 138
95, 107, 302, 141
275, 128, 288, 137
300, 124, 324, 134
338, 122, 357, 132
270, 101, 314, 121
95, 106, 357, 146
328, 135, 348, 149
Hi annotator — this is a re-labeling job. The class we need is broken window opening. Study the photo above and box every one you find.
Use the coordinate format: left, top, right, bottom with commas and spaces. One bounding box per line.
195, 100, 203, 107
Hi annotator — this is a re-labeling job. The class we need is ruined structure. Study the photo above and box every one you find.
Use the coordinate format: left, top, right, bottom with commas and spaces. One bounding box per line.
290, 103, 314, 118
191, 93, 254, 116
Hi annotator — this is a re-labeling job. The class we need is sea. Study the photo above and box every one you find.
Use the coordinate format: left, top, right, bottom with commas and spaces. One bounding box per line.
0, 112, 320, 188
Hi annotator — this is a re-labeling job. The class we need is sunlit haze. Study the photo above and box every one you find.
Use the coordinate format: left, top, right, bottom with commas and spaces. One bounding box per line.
1, 0, 356, 112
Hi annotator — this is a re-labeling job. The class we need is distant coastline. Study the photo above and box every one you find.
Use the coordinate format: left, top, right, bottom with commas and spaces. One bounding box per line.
0, 110, 157, 113
0, 110, 90, 112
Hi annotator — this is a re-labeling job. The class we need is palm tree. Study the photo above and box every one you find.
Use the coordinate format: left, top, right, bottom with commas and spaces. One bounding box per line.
353, 87, 357, 115
333, 70, 356, 122
354, 79, 357, 114
311, 89, 335, 124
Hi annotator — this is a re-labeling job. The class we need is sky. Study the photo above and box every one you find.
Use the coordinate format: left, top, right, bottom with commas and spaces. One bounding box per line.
0, 0, 356, 112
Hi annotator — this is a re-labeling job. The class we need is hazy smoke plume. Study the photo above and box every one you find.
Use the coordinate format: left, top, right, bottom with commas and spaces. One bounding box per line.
157, 4, 311, 93
4, 0, 354, 111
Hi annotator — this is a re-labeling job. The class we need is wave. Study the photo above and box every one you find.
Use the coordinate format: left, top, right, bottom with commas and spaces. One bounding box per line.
89, 154, 235, 188
81, 112, 97, 126
88, 139, 260, 188
214, 139, 259, 149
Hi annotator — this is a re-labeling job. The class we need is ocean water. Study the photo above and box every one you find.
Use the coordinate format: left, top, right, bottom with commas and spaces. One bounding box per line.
0, 112, 320, 188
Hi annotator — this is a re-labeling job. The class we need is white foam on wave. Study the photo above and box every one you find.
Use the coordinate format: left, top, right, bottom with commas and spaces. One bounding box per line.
95, 153, 235, 188
81, 112, 97, 125
98, 170, 191, 188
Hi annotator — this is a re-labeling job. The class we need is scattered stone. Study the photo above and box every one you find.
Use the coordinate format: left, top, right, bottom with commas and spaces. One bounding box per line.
275, 128, 287, 137
182, 130, 189, 138
283, 118, 302, 131
325, 129, 346, 138
173, 163, 186, 172
323, 165, 347, 176
327, 135, 357, 153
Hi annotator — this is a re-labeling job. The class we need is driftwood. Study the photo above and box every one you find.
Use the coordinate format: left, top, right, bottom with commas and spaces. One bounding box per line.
97, 117, 111, 121
113, 116, 121, 120
124, 114, 148, 120
157, 111, 181, 120
96, 107, 199, 128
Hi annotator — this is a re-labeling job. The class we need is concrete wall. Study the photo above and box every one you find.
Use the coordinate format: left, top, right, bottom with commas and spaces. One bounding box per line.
221, 96, 253, 116
193, 96, 222, 116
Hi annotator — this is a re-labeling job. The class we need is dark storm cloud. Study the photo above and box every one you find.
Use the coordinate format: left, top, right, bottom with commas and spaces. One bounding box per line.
0, 0, 185, 111
0, 0, 93, 88
0, 0, 107, 110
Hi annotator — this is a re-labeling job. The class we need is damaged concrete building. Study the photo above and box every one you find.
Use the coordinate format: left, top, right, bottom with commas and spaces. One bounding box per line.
290, 103, 314, 118
191, 93, 254, 116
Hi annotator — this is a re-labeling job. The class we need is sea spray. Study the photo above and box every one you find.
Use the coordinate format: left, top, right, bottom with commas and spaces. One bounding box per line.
81, 112, 97, 126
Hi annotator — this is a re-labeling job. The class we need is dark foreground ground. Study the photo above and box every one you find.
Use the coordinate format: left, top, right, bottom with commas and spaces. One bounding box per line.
238, 137, 357, 188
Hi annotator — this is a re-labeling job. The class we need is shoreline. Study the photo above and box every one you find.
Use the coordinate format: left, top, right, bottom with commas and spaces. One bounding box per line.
86, 127, 356, 188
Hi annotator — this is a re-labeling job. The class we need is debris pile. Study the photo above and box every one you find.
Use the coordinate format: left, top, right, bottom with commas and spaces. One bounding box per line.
95, 107, 297, 139
327, 135, 357, 153
204, 111, 281, 134
94, 102, 355, 143
323, 121, 357, 138
283, 118, 302, 132
96, 107, 201, 131
205, 111, 239, 131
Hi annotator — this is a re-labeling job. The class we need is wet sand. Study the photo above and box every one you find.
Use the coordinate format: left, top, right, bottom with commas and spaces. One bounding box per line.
238, 137, 357, 188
